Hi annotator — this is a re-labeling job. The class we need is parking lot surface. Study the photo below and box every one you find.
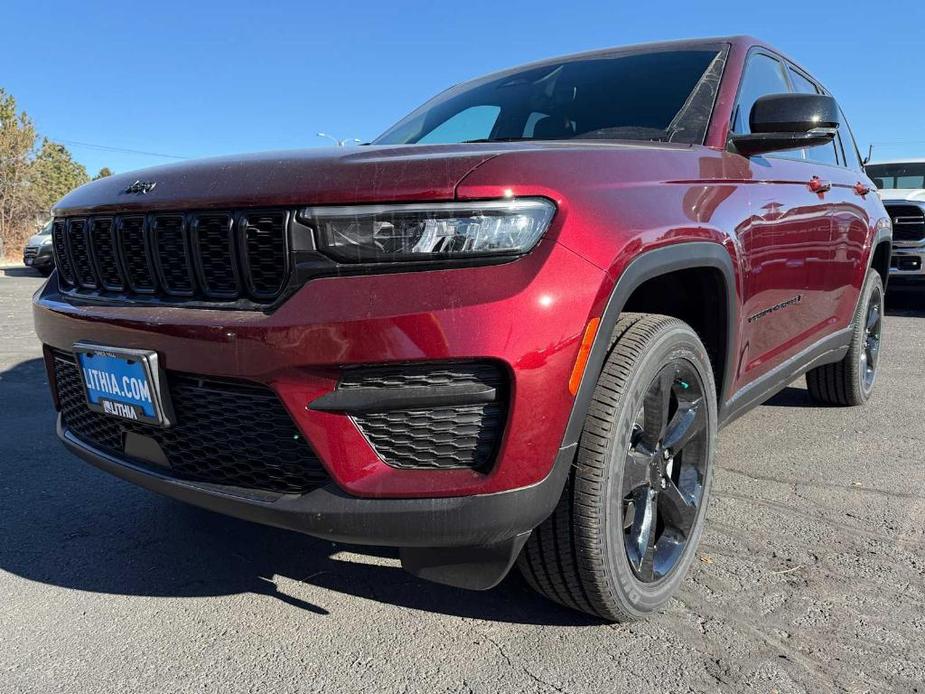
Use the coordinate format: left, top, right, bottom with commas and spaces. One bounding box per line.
1, 267, 923, 693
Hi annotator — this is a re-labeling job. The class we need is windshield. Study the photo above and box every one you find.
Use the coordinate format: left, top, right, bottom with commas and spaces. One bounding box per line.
866, 163, 925, 190
375, 48, 726, 146
38, 221, 52, 236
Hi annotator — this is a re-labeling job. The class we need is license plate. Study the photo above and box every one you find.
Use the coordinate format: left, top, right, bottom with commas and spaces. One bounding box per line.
25, 257, 33, 266
74, 343, 172, 427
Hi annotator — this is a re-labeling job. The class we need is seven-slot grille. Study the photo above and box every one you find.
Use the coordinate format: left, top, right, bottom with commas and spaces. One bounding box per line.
52, 210, 290, 304
885, 203, 925, 243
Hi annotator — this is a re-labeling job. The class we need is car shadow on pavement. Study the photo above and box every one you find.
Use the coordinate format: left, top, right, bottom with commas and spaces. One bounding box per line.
0, 357, 599, 627
763, 386, 813, 408
1, 266, 46, 279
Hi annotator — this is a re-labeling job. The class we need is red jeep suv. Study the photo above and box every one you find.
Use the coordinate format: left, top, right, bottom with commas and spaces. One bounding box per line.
34, 36, 890, 621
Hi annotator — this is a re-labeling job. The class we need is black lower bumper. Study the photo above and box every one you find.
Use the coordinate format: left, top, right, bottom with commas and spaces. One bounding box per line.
59, 417, 572, 587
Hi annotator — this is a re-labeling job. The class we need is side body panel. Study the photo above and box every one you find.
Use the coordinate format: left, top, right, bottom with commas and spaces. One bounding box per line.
732, 156, 837, 390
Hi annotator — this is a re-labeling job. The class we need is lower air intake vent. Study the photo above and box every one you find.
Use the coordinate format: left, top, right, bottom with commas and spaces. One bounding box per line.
336, 362, 508, 471
53, 351, 328, 495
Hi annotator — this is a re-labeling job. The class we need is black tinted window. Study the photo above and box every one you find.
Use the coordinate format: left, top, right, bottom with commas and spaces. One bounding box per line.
376, 49, 725, 146
786, 67, 839, 167
732, 53, 790, 134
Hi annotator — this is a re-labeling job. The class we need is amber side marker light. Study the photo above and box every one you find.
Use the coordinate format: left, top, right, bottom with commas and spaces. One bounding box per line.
568, 317, 601, 396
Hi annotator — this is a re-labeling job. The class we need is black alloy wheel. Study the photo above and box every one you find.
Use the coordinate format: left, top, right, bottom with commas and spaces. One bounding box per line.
623, 362, 707, 583
860, 284, 883, 393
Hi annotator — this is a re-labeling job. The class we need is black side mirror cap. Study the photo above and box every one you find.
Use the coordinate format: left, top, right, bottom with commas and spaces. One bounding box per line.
731, 93, 840, 157
750, 93, 839, 133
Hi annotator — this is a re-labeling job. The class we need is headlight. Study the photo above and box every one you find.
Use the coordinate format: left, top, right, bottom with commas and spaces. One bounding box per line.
298, 198, 556, 263
41, 237, 53, 246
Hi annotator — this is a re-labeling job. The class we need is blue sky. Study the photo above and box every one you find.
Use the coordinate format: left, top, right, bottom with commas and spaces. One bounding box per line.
4, 0, 924, 174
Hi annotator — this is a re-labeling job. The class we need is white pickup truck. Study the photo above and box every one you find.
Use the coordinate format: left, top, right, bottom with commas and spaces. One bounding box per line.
867, 160, 925, 284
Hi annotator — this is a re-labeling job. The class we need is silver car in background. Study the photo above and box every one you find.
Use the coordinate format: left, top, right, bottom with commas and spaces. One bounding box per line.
22, 221, 55, 276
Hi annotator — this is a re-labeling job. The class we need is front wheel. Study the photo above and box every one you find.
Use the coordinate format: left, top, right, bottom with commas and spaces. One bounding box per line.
518, 313, 717, 621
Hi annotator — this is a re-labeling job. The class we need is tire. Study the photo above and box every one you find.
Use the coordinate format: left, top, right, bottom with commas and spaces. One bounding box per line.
806, 272, 884, 407
518, 313, 717, 621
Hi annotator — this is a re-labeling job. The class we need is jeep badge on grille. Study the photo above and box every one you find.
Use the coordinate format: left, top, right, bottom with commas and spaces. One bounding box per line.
123, 180, 157, 195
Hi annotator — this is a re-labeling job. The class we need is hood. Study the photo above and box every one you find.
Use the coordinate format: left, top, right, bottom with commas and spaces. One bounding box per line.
877, 188, 925, 204
26, 233, 51, 247
52, 140, 700, 216
52, 144, 518, 216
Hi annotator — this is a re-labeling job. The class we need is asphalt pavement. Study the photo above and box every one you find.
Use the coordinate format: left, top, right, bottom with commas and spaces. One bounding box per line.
1, 266, 923, 693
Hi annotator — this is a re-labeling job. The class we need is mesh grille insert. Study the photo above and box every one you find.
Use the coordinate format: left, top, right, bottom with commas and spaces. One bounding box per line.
118, 216, 157, 292
153, 215, 195, 295
241, 211, 288, 297
192, 213, 239, 297
54, 352, 328, 495
89, 218, 123, 290
68, 220, 97, 289
342, 362, 508, 471
354, 404, 505, 470
52, 220, 75, 285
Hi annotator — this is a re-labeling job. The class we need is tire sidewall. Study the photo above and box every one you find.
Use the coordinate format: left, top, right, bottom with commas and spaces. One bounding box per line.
596, 325, 717, 617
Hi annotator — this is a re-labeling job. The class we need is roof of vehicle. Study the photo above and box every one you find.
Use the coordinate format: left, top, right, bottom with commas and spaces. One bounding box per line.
867, 158, 925, 165
499, 35, 763, 67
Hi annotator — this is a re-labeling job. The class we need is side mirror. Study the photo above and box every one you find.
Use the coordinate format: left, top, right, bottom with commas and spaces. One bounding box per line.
731, 93, 839, 157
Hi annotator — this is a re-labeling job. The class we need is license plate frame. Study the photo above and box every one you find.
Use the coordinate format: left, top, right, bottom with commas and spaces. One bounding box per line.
73, 342, 174, 427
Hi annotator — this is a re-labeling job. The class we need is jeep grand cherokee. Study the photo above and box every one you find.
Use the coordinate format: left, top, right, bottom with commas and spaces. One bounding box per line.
34, 36, 891, 621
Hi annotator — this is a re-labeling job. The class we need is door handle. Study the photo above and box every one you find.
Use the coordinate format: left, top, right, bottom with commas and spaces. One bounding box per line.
854, 182, 871, 196
808, 176, 832, 194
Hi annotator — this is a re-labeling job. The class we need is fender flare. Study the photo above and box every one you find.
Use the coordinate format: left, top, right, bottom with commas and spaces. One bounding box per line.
557, 241, 739, 454
867, 224, 892, 286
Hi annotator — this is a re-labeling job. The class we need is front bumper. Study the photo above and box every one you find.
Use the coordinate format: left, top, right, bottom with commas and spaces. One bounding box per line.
59, 416, 573, 549
35, 237, 605, 503
23, 244, 53, 269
